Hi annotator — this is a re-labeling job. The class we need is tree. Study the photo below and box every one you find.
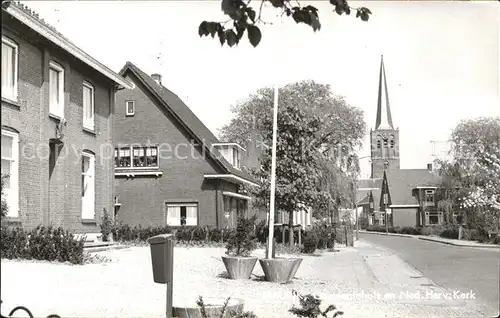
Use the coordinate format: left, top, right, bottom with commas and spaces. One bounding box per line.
199, 0, 371, 47
434, 117, 500, 235
219, 80, 366, 244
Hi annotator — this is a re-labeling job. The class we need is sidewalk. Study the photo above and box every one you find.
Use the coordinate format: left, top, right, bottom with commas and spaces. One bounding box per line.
358, 230, 500, 249
308, 240, 490, 317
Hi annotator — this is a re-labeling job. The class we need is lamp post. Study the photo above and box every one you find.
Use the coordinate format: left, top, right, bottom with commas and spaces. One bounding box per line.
267, 83, 279, 258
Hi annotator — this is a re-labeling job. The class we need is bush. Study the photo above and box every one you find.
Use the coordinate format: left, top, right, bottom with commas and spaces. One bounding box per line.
302, 231, 318, 254
100, 208, 113, 242
175, 226, 193, 242
366, 225, 396, 233
396, 226, 422, 235
208, 227, 223, 243
0, 225, 85, 264
225, 215, 257, 257
439, 226, 459, 239
112, 223, 172, 242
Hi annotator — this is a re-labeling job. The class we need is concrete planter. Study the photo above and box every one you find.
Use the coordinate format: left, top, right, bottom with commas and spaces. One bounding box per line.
173, 297, 244, 318
259, 257, 303, 283
221, 256, 258, 280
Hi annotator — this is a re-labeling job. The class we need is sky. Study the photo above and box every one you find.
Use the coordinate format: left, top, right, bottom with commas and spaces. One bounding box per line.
22, 0, 500, 178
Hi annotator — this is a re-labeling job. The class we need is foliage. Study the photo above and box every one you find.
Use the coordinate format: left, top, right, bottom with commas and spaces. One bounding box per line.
111, 223, 172, 242
0, 224, 85, 264
199, 0, 371, 47
1, 174, 8, 218
434, 117, 500, 234
99, 208, 113, 242
289, 290, 344, 318
219, 81, 365, 245
196, 296, 257, 318
302, 231, 318, 254
439, 226, 459, 239
225, 215, 258, 257
396, 226, 422, 235
366, 225, 396, 234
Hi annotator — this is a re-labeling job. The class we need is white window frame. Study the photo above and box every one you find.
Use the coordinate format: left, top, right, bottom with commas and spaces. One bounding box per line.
165, 203, 198, 226
126, 100, 135, 116
1, 36, 18, 101
49, 61, 65, 118
114, 145, 159, 169
425, 190, 435, 206
1, 129, 19, 217
232, 147, 240, 169
82, 81, 95, 130
81, 152, 95, 220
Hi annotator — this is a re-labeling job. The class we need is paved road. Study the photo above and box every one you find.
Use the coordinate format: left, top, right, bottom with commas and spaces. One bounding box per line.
359, 233, 500, 315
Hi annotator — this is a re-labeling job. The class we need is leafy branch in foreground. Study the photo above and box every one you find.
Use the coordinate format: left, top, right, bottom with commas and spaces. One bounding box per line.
289, 290, 344, 318
199, 0, 371, 47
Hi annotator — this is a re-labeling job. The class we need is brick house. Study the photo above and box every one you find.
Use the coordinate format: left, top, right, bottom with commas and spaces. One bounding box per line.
1, 2, 132, 233
356, 56, 442, 228
113, 62, 258, 229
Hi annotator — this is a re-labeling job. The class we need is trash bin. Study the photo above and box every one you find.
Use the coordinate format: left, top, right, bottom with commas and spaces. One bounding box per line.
148, 233, 174, 284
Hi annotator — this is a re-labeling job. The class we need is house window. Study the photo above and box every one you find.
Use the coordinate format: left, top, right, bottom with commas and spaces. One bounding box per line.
166, 203, 198, 226
232, 148, 240, 169
126, 101, 135, 116
425, 190, 434, 206
114, 146, 158, 168
426, 211, 442, 225
1, 129, 19, 217
115, 147, 131, 167
81, 152, 95, 220
1, 36, 18, 101
82, 81, 94, 130
49, 61, 65, 118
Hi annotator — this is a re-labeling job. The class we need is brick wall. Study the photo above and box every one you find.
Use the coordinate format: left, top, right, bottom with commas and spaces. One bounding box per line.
1, 17, 114, 233
113, 72, 231, 227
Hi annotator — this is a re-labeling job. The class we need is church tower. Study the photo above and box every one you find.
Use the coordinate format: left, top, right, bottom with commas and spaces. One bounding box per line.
370, 56, 400, 179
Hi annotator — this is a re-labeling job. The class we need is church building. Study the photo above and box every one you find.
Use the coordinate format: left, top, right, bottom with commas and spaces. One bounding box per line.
356, 56, 443, 228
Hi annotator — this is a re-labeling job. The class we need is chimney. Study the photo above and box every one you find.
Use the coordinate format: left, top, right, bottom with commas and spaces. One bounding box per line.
427, 163, 433, 171
151, 73, 162, 85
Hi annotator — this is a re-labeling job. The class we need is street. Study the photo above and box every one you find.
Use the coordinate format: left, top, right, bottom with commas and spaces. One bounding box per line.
359, 233, 500, 316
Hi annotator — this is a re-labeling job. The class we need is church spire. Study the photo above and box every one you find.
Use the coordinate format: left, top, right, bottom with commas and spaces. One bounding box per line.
375, 55, 394, 130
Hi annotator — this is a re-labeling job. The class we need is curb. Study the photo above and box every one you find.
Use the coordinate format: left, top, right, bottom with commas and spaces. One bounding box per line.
417, 237, 500, 249
358, 231, 413, 238
359, 230, 500, 249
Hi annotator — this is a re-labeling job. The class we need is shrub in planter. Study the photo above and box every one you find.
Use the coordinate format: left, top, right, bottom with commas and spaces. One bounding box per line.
222, 215, 258, 280
302, 231, 318, 254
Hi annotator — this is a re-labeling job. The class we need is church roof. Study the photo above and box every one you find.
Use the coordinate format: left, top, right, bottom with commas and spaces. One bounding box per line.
375, 55, 394, 130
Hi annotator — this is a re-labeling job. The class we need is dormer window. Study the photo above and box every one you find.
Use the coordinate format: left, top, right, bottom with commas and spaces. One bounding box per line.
212, 143, 245, 169
233, 147, 240, 169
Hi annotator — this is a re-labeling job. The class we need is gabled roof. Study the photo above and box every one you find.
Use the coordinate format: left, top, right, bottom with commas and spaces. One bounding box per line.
119, 62, 258, 186
386, 169, 442, 205
357, 168, 442, 209
2, 1, 132, 89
